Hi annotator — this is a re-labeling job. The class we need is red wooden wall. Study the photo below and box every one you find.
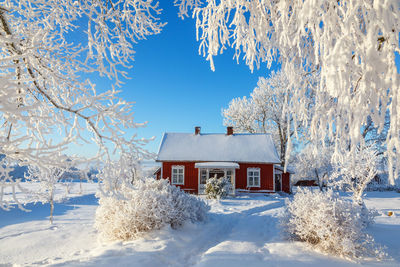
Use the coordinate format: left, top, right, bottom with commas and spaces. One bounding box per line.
282, 172, 291, 193
160, 161, 276, 193
162, 162, 198, 193
155, 169, 161, 180
235, 163, 274, 191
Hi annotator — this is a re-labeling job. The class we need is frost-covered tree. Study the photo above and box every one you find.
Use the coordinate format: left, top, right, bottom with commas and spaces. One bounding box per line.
0, 0, 163, 208
176, 0, 400, 183
26, 163, 68, 224
293, 143, 333, 191
223, 70, 314, 166
97, 152, 147, 198
331, 144, 379, 203
0, 156, 29, 210
222, 96, 255, 134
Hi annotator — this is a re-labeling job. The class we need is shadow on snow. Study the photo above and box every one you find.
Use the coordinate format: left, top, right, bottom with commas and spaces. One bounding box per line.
0, 194, 98, 228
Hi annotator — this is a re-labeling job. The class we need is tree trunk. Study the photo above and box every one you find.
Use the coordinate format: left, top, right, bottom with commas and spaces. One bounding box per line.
50, 187, 54, 224
50, 197, 54, 224
314, 169, 322, 191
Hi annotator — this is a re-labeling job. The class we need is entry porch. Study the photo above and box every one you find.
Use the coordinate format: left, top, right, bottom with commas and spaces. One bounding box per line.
194, 162, 239, 195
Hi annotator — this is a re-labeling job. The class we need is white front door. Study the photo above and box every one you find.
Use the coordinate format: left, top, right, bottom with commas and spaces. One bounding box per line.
198, 168, 235, 195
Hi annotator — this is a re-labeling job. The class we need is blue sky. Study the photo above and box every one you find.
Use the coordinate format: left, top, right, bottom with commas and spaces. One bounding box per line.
71, 2, 400, 158
101, 2, 276, 154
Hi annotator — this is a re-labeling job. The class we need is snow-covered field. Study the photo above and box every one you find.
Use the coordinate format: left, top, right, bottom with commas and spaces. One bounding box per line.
1, 184, 400, 267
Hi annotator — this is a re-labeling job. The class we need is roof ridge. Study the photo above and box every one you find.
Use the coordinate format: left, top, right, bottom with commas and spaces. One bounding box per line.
163, 132, 273, 136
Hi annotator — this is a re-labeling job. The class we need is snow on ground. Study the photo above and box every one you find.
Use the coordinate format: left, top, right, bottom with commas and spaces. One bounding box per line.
1, 184, 400, 267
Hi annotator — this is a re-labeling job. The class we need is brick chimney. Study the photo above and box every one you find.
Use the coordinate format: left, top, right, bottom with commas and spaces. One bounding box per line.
195, 126, 201, 135
227, 126, 233, 135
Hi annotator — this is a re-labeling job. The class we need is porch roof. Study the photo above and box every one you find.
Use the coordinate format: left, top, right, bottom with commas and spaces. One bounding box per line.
194, 162, 240, 169
194, 162, 239, 169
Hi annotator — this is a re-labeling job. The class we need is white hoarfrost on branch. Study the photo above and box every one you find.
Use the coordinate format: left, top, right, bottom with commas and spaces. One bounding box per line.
0, 155, 29, 211
331, 144, 379, 203
281, 188, 385, 260
223, 70, 315, 166
96, 152, 147, 199
95, 178, 210, 241
293, 142, 333, 190
0, 0, 164, 208
26, 161, 70, 224
176, 0, 400, 183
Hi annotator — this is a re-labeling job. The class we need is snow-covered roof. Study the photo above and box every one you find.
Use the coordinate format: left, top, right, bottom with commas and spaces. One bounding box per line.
156, 133, 280, 164
195, 162, 240, 169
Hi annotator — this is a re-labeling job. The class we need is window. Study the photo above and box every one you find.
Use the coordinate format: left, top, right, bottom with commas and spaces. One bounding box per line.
200, 169, 207, 184
247, 168, 260, 187
171, 166, 184, 185
226, 170, 233, 183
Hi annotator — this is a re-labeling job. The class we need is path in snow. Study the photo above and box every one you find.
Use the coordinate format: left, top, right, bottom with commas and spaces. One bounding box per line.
1, 188, 400, 267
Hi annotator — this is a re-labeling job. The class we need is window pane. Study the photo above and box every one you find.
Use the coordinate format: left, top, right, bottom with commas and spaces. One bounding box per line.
172, 176, 177, 184
249, 176, 253, 185
173, 169, 177, 174
227, 170, 232, 175
178, 169, 183, 174
254, 178, 259, 186
249, 171, 253, 176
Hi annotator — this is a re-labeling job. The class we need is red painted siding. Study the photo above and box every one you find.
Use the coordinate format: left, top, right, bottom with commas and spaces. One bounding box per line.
236, 163, 274, 191
160, 161, 275, 193
162, 162, 198, 193
282, 172, 291, 193
155, 169, 161, 180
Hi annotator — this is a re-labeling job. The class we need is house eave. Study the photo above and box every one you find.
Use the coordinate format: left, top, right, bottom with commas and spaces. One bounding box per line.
156, 159, 281, 164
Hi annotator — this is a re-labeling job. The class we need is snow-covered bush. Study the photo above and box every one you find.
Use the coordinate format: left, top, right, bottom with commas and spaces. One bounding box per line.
281, 188, 385, 260
205, 176, 232, 199
95, 178, 209, 241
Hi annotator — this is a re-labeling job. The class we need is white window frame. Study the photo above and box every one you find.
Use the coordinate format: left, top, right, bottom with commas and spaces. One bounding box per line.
200, 169, 207, 184
171, 165, 185, 185
247, 168, 260, 188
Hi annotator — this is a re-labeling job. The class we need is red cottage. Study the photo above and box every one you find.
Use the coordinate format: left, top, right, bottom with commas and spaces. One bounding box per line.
155, 127, 292, 194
